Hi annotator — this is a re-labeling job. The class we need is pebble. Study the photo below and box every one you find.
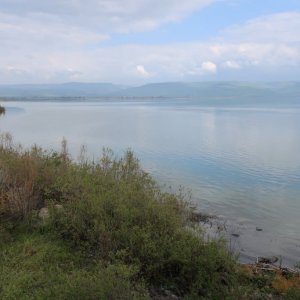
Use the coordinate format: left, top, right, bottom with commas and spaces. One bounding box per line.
231, 233, 240, 237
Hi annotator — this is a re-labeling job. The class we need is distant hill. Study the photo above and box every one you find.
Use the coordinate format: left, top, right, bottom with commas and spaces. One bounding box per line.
0, 81, 299, 100
113, 81, 300, 98
0, 82, 127, 97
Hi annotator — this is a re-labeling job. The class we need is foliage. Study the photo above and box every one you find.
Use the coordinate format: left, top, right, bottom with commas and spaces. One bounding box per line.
0, 105, 5, 115
0, 233, 147, 299
0, 133, 299, 299
232, 264, 300, 299
0, 134, 238, 298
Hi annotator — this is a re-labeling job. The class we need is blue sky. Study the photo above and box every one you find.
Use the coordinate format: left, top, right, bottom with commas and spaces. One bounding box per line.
0, 0, 299, 84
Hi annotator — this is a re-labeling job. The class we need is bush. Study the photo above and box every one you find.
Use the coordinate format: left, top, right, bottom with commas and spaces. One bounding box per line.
0, 134, 238, 298
0, 105, 5, 115
0, 234, 148, 299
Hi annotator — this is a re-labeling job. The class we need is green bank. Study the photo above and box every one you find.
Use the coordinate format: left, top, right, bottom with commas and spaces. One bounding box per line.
0, 133, 299, 299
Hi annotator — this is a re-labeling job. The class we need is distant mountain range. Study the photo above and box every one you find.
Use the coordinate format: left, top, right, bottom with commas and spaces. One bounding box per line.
0, 81, 299, 99
0, 82, 127, 97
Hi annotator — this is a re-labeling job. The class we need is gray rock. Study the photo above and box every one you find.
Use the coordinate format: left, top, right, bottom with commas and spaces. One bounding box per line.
231, 233, 240, 237
38, 207, 49, 221
258, 256, 279, 264
150, 288, 179, 300
54, 204, 63, 210
38, 205, 63, 222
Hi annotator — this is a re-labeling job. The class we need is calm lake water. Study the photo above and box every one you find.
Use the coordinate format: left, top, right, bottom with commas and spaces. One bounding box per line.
1, 99, 300, 266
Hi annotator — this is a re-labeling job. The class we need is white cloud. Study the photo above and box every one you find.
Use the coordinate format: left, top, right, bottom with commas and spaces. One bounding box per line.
0, 0, 216, 83
0, 0, 213, 33
0, 5, 299, 83
0, 12, 109, 51
201, 61, 217, 73
136, 65, 151, 77
223, 60, 240, 69
222, 12, 300, 43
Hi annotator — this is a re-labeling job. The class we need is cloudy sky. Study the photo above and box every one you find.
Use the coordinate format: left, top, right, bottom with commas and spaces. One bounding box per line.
0, 0, 300, 84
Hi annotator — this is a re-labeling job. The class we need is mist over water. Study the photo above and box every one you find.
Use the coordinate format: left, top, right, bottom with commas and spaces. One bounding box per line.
1, 99, 300, 265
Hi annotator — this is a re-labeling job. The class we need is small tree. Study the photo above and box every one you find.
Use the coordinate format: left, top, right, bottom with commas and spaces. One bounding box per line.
0, 105, 5, 115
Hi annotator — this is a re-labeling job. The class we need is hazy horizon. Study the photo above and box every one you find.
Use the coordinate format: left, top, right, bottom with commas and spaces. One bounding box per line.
1, 80, 300, 86
0, 81, 299, 99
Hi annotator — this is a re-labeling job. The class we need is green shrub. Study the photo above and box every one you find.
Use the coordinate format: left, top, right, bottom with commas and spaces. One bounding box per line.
285, 288, 300, 300
0, 233, 148, 299
0, 105, 5, 115
0, 134, 238, 298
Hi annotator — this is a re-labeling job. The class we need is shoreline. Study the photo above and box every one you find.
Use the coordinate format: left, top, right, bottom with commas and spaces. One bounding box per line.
197, 212, 299, 269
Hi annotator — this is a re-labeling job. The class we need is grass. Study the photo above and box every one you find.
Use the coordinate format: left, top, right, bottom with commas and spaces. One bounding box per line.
0, 133, 299, 299
0, 233, 145, 299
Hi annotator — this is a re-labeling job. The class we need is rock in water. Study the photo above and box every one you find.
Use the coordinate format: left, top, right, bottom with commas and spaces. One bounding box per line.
258, 256, 279, 264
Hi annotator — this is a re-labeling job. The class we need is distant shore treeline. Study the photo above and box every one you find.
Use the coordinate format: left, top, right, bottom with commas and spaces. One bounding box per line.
0, 81, 299, 98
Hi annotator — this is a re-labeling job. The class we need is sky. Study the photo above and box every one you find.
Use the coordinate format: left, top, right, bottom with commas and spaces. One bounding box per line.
0, 0, 300, 84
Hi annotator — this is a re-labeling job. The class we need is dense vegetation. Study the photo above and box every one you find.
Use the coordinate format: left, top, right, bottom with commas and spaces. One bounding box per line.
0, 133, 299, 299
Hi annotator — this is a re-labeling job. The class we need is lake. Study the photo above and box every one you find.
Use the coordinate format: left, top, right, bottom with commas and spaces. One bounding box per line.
1, 98, 300, 266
